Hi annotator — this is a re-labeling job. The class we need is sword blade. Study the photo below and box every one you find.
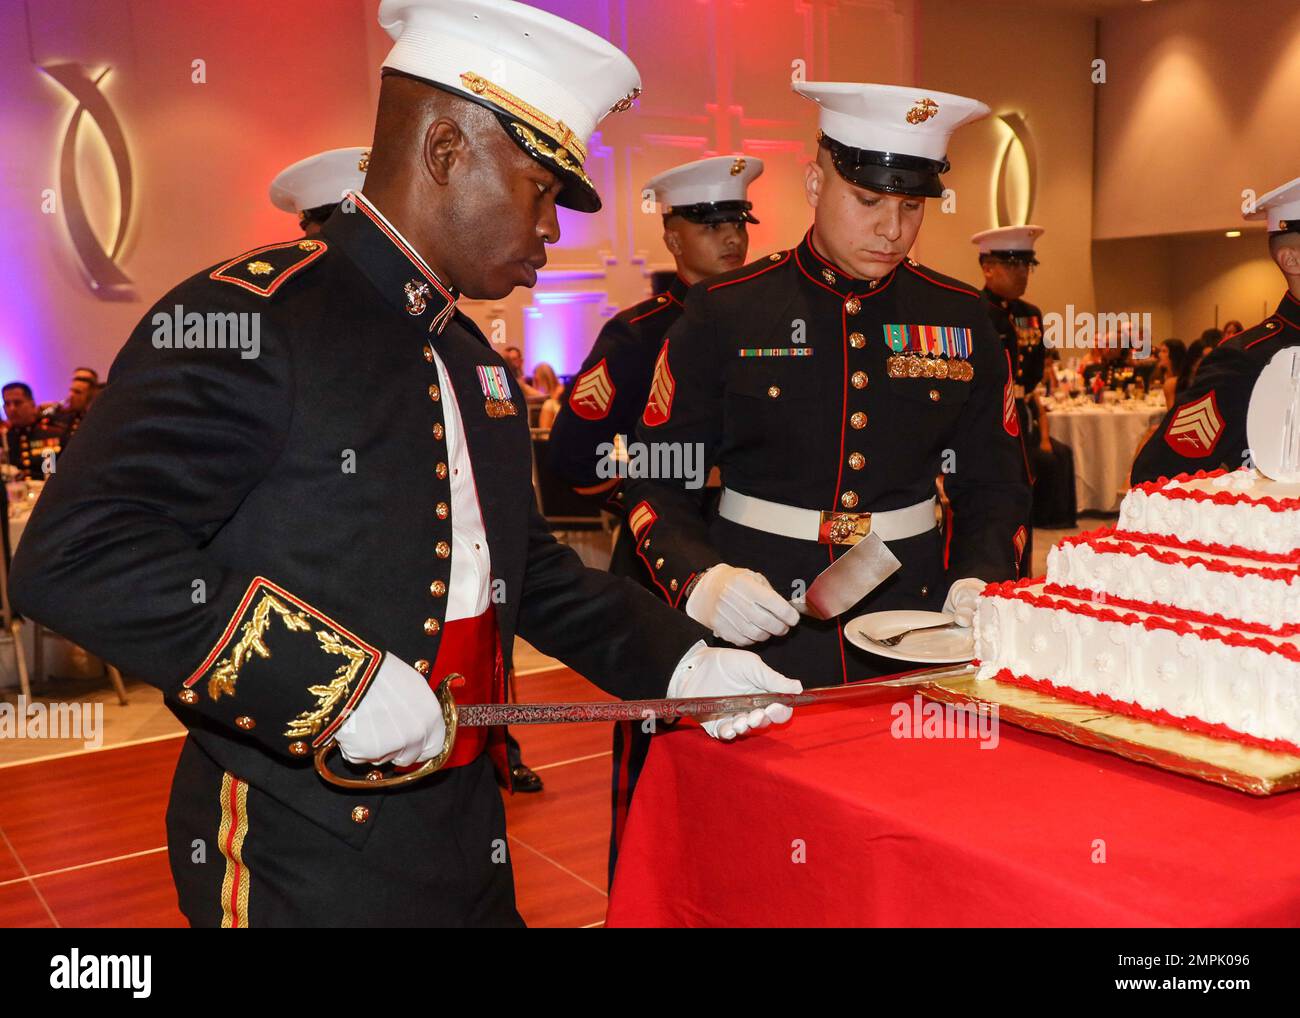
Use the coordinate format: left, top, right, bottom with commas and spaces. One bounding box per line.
456, 664, 974, 727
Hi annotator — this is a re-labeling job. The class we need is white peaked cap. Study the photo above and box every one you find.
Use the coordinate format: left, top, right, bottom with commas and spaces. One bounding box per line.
644, 155, 764, 221
971, 225, 1045, 253
269, 147, 369, 214
378, 0, 642, 212
1247, 176, 1300, 233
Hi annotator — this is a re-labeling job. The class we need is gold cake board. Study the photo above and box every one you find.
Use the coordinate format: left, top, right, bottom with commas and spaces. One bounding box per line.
912, 665, 1300, 796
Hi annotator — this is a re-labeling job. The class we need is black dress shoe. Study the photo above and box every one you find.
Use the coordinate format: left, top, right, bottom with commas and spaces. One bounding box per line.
511, 764, 544, 793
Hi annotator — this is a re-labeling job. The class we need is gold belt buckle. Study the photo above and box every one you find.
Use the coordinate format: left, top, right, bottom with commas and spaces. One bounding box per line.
818, 510, 872, 546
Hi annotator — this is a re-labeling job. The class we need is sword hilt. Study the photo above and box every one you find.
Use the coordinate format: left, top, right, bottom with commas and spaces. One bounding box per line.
313, 673, 462, 790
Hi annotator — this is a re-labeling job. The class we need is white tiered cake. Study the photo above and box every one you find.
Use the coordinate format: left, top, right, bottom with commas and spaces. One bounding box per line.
973, 468, 1300, 752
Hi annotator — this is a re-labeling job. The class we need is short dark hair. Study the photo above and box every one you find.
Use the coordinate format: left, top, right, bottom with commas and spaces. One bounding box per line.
2, 381, 32, 400
73, 366, 98, 382
298, 203, 338, 230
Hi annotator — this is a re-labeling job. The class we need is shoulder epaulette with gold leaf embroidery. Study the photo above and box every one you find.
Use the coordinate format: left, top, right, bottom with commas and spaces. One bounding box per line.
209, 238, 328, 297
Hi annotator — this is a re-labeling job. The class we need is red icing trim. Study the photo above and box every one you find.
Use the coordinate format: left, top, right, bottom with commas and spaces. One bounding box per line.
985, 668, 1300, 757
1112, 527, 1300, 565
981, 579, 1300, 663
1131, 468, 1300, 511
1059, 527, 1300, 583
1041, 581, 1300, 638
707, 251, 790, 291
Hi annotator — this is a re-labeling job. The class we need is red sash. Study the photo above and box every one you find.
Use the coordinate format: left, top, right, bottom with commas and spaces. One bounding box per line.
400, 607, 509, 783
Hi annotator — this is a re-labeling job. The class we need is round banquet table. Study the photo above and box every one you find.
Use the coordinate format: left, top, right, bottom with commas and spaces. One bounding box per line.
1045, 400, 1167, 513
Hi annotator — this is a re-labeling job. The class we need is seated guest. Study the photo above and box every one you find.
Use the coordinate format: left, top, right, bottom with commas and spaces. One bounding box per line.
532, 362, 564, 430
502, 345, 545, 401
1154, 338, 1187, 405
1199, 326, 1224, 350
2, 382, 65, 480
1182, 338, 1209, 386
54, 367, 99, 442
1222, 319, 1244, 341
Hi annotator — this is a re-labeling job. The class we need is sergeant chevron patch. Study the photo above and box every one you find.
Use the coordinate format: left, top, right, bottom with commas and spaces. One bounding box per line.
1002, 351, 1019, 437
1164, 390, 1224, 457
568, 359, 616, 420
642, 343, 675, 427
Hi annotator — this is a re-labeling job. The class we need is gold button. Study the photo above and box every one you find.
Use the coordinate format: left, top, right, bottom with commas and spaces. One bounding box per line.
436, 502, 449, 520
235, 715, 255, 731
289, 741, 309, 756
432, 423, 444, 440
655, 557, 665, 569
424, 618, 441, 636
436, 462, 448, 480
423, 345, 433, 363
351, 806, 371, 824
436, 541, 451, 558
366, 770, 384, 783
821, 268, 837, 285
920, 585, 930, 597
767, 386, 781, 398
841, 490, 859, 509
851, 371, 868, 389
428, 384, 440, 402
929, 389, 940, 402
849, 332, 865, 349
643, 538, 651, 549
849, 452, 865, 470
850, 412, 867, 430
868, 279, 878, 290
657, 295, 668, 303
430, 580, 447, 597
845, 297, 861, 315
178, 689, 198, 705
414, 659, 431, 675
670, 578, 679, 591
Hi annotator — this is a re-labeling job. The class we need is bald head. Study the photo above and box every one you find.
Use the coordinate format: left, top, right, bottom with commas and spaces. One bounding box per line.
360, 74, 564, 299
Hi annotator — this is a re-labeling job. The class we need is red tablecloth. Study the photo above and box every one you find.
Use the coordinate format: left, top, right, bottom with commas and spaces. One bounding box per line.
605, 695, 1300, 926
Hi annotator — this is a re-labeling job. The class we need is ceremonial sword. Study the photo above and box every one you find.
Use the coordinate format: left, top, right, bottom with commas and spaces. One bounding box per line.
314, 663, 975, 789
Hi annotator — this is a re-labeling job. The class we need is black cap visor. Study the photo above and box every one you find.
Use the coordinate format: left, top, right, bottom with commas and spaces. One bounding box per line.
668, 200, 758, 225
819, 132, 948, 199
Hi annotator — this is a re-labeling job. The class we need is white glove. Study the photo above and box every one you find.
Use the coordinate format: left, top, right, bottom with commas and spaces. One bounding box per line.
943, 577, 987, 628
334, 654, 446, 767
667, 641, 803, 741
685, 564, 800, 647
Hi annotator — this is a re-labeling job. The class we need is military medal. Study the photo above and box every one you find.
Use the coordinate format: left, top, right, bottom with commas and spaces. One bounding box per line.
477, 365, 518, 418
883, 324, 974, 382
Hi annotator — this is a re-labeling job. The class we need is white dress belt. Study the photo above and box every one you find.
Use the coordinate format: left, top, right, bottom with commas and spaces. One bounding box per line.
718, 487, 938, 545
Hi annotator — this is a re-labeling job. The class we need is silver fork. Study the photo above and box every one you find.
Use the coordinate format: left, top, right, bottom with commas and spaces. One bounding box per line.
867, 620, 961, 647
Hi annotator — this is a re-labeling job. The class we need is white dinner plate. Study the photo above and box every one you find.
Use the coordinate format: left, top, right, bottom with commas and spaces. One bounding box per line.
844, 609, 974, 664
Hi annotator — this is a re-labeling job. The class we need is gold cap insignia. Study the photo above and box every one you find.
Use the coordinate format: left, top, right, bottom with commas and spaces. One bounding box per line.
358, 150, 370, 173
730, 158, 746, 176
247, 260, 274, 276
906, 98, 940, 125
608, 87, 641, 115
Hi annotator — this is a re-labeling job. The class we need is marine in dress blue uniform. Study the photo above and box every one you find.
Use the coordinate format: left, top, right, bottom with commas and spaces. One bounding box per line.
546, 154, 765, 879
10, 0, 801, 927
1134, 176, 1300, 483
624, 82, 1030, 694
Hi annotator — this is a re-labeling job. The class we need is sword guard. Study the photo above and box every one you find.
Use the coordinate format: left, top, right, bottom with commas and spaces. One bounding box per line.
313, 673, 462, 790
